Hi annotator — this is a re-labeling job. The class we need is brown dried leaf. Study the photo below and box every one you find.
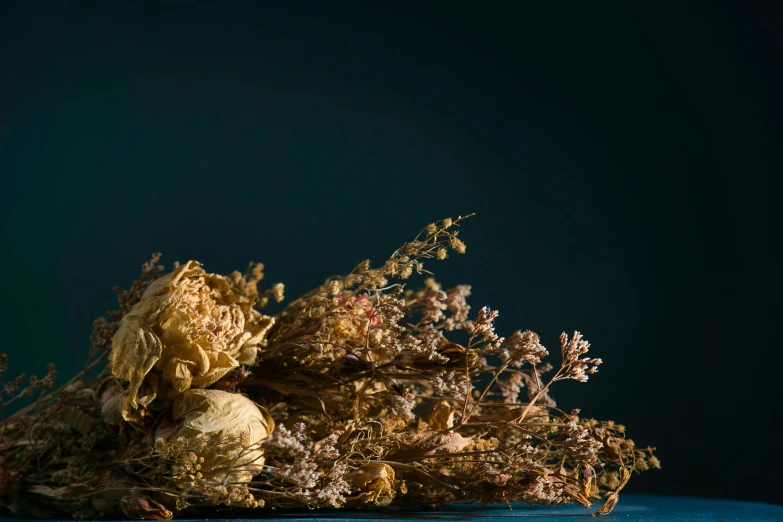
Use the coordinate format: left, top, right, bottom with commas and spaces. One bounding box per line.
60, 406, 95, 435
120, 495, 173, 520
387, 431, 473, 462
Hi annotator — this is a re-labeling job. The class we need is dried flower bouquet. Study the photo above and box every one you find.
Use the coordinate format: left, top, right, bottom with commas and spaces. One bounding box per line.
0, 216, 658, 519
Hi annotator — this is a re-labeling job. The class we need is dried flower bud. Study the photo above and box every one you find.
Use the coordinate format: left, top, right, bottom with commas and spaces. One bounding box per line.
156, 389, 274, 486
270, 282, 285, 303
356, 259, 371, 273
577, 462, 595, 497
111, 261, 275, 416
328, 280, 341, 296
424, 277, 440, 290
449, 237, 466, 254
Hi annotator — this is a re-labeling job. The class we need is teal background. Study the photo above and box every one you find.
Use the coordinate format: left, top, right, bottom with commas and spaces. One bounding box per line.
1, 1, 778, 505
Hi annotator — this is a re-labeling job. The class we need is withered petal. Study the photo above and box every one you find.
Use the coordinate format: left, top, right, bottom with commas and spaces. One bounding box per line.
111, 315, 163, 411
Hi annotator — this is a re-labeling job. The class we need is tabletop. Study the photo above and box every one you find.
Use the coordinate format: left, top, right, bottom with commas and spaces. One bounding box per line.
5, 495, 783, 522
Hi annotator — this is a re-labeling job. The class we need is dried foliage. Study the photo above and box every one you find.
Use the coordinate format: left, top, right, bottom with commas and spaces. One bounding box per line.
0, 216, 658, 519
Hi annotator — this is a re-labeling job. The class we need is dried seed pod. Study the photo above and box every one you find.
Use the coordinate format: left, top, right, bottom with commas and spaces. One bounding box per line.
110, 261, 275, 417
156, 389, 274, 486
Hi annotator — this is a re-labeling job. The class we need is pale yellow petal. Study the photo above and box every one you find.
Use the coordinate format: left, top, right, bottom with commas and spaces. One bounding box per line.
162, 358, 194, 393
111, 315, 162, 410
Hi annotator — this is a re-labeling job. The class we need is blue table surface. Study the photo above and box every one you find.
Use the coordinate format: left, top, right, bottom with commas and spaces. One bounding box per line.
4, 495, 782, 521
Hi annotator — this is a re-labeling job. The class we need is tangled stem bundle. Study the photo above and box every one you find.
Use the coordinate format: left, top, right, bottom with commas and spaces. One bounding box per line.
0, 216, 658, 519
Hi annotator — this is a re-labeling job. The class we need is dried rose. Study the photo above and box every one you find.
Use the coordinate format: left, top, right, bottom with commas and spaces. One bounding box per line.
328, 294, 382, 343
120, 495, 173, 520
156, 389, 274, 486
111, 261, 274, 415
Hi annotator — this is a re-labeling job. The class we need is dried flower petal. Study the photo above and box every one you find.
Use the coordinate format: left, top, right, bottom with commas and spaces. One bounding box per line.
428, 400, 456, 430
595, 491, 619, 515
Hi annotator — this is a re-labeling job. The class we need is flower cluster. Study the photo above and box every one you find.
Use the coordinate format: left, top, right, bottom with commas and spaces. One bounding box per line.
559, 331, 603, 383
0, 216, 657, 519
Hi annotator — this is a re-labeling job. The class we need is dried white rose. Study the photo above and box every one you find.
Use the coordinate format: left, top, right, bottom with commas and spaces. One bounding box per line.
156, 389, 274, 486
110, 261, 274, 416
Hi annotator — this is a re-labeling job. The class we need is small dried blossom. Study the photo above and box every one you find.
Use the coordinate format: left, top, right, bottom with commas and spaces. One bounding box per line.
500, 330, 548, 367
316, 462, 352, 507
432, 369, 469, 397
559, 331, 603, 383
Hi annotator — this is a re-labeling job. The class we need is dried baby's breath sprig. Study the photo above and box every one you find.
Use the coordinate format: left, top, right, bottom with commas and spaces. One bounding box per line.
0, 358, 58, 428
111, 252, 165, 318
0, 216, 657, 519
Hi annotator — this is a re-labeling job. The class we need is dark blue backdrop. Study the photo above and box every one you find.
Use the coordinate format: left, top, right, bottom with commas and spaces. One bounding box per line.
0, 1, 778, 505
